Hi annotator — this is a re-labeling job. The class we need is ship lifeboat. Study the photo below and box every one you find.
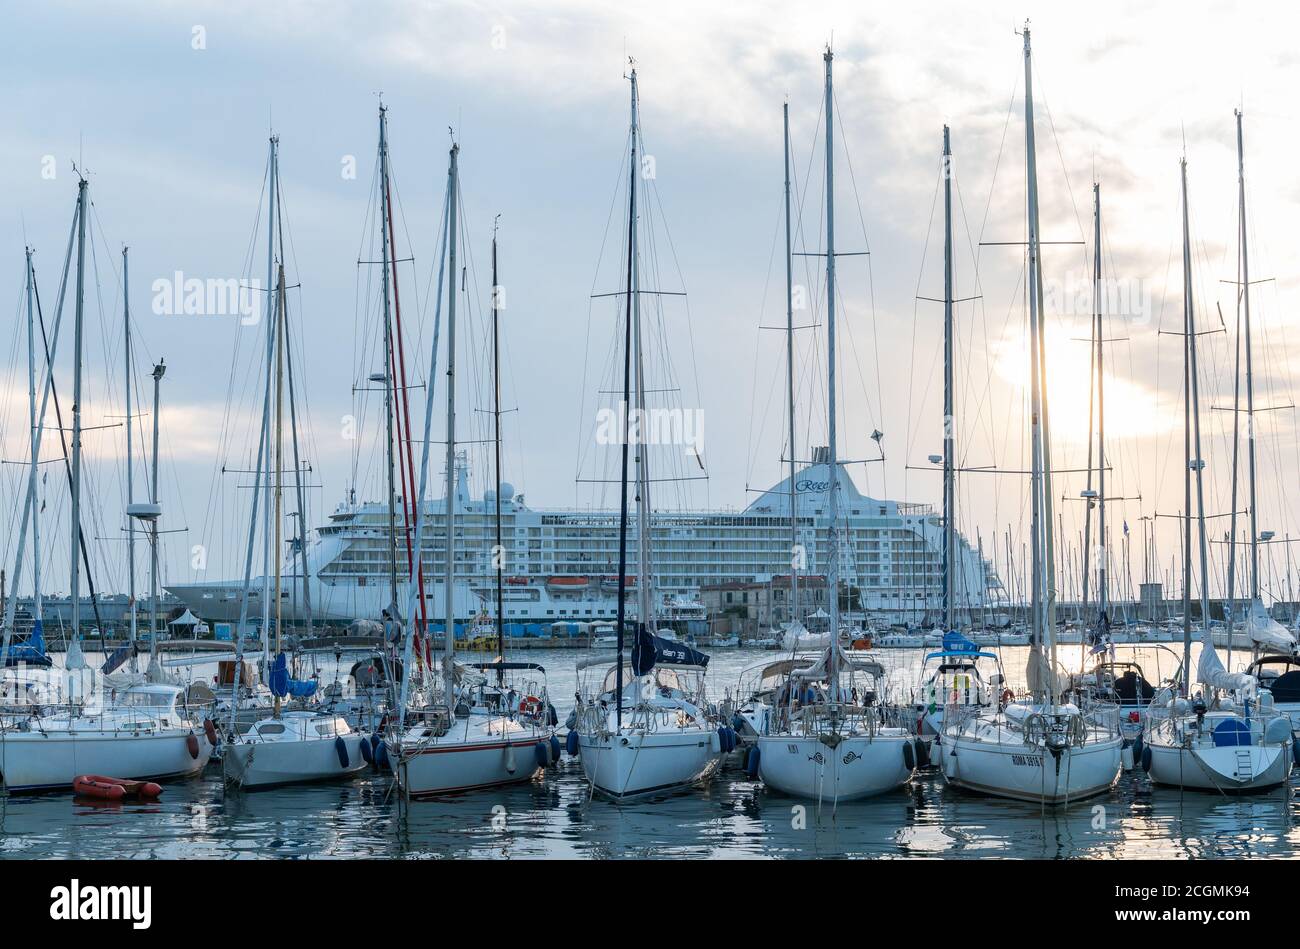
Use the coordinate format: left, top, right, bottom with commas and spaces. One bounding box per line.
546, 576, 590, 590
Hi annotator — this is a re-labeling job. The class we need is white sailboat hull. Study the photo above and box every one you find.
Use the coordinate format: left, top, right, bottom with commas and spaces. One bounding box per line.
223, 735, 367, 789
942, 735, 1122, 804
1146, 740, 1290, 791
578, 728, 719, 800
757, 731, 912, 802
396, 720, 546, 798
0, 730, 213, 793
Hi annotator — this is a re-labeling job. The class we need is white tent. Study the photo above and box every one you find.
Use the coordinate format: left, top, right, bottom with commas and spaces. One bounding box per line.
168, 609, 203, 627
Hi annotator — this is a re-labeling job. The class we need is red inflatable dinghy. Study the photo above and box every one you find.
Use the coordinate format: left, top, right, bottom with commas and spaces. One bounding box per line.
72, 775, 163, 799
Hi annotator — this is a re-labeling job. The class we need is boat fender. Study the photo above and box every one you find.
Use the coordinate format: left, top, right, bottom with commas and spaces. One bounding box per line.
732, 712, 745, 733
547, 703, 559, 727
375, 740, 390, 771
1264, 717, 1292, 746
565, 729, 580, 757
1293, 736, 1300, 769
745, 745, 761, 779
1130, 734, 1143, 768
139, 782, 163, 798
549, 734, 562, 764
186, 732, 201, 760
534, 742, 549, 769
335, 736, 350, 768
902, 741, 915, 771
204, 718, 219, 747
360, 734, 374, 765
716, 726, 730, 754
709, 731, 722, 754
1140, 743, 1152, 773
914, 738, 930, 769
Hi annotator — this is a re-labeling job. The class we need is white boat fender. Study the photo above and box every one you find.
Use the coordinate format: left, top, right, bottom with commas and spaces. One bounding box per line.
1264, 717, 1292, 746
709, 731, 722, 754
1120, 743, 1134, 771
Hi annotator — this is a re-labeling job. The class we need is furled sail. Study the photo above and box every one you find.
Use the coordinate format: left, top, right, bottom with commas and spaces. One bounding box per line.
1196, 623, 1254, 694
782, 620, 831, 652
1245, 599, 1296, 653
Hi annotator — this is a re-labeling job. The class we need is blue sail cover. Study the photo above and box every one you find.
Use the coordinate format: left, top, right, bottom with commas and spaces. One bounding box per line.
2, 618, 52, 668
268, 653, 319, 699
631, 624, 709, 675
941, 631, 979, 654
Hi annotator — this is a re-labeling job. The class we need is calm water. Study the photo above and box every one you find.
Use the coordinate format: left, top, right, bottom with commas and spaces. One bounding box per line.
3, 644, 1296, 859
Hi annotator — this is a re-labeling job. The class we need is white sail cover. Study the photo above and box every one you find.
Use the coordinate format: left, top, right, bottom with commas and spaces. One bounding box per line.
1024, 644, 1067, 696
782, 620, 831, 652
1197, 623, 1254, 694
1245, 599, 1296, 653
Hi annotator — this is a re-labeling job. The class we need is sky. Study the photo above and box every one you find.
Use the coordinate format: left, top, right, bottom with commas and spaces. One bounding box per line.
1, 0, 1298, 607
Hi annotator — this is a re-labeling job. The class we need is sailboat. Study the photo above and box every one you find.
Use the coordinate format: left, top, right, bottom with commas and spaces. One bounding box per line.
1141, 141, 1292, 793
908, 127, 1008, 766
223, 140, 365, 789
389, 131, 556, 799
0, 175, 214, 791
572, 65, 724, 801
1225, 110, 1300, 728
940, 26, 1122, 805
753, 49, 915, 804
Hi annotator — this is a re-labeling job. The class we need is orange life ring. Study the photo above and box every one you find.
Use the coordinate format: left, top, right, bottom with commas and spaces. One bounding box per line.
519, 695, 544, 718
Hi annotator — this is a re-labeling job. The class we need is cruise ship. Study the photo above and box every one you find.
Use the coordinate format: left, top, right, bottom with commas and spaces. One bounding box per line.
167, 447, 996, 628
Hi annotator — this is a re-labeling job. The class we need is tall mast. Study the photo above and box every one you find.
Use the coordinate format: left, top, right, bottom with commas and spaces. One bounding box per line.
149, 359, 165, 664
69, 175, 88, 645
272, 263, 286, 716
630, 70, 654, 634
941, 125, 956, 632
784, 101, 799, 629
26, 250, 42, 636
1236, 110, 1260, 613
396, 145, 454, 719
442, 143, 460, 708
377, 107, 401, 618
823, 47, 841, 701
1022, 24, 1057, 697
1092, 184, 1108, 629
233, 135, 279, 696
614, 65, 639, 730
260, 137, 277, 666
122, 247, 136, 655
1179, 157, 1202, 695
491, 218, 505, 661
